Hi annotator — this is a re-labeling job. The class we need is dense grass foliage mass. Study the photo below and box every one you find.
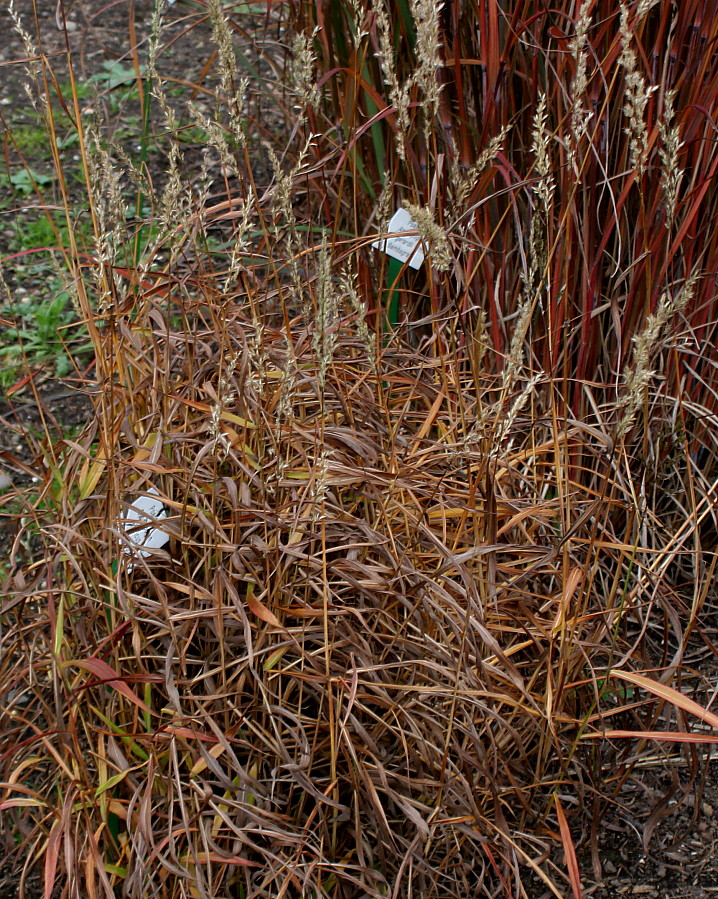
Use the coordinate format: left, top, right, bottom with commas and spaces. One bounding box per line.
2, 1, 718, 897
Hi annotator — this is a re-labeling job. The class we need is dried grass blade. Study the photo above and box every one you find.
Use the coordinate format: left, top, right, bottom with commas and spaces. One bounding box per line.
68, 658, 152, 714
42, 815, 63, 899
611, 670, 718, 731
582, 730, 718, 744
555, 796, 583, 899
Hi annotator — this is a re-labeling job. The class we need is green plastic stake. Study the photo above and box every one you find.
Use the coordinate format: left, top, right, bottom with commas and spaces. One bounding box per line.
385, 256, 403, 331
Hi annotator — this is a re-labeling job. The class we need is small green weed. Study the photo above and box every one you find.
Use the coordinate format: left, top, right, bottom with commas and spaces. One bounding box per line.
7, 167, 54, 196
7, 124, 51, 156
8, 212, 90, 256
91, 60, 145, 91
0, 288, 92, 382
91, 60, 147, 114
9, 216, 59, 253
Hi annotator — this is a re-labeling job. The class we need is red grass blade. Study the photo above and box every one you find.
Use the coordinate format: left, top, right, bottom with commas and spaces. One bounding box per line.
555, 796, 583, 899
68, 658, 152, 714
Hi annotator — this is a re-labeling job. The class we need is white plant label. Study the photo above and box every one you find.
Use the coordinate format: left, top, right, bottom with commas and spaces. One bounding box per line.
372, 207, 425, 270
121, 486, 170, 568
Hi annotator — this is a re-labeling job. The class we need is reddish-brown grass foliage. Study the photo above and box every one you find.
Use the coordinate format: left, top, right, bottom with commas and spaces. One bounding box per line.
2, 1, 718, 897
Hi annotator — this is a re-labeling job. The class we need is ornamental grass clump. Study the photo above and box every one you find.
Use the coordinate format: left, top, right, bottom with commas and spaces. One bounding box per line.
2, 2, 718, 898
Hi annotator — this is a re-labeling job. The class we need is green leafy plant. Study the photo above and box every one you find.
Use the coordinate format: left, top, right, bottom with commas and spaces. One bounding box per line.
0, 288, 91, 380
8, 167, 54, 196
91, 59, 146, 92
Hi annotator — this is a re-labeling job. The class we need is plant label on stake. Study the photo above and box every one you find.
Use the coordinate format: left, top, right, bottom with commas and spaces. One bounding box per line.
373, 208, 425, 330
372, 208, 425, 270
121, 486, 170, 571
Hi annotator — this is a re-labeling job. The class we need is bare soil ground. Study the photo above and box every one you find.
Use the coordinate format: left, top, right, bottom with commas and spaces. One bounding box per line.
2, 3, 718, 897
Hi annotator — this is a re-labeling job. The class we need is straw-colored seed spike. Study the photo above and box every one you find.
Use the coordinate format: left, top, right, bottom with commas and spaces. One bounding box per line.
267, 144, 290, 222
8, 0, 35, 56
462, 405, 487, 447
567, 0, 593, 169
208, 348, 241, 457
219, 352, 240, 408
619, 4, 655, 177
84, 130, 129, 313
267, 139, 314, 225
188, 102, 239, 179
208, 0, 238, 89
85, 129, 127, 236
376, 174, 394, 231
147, 4, 181, 138
289, 31, 320, 110
311, 449, 330, 522
222, 194, 255, 294
404, 203, 452, 271
491, 373, 543, 457
160, 143, 189, 230
313, 236, 339, 394
147, 5, 196, 253
502, 96, 552, 390
501, 292, 533, 395
207, 0, 246, 142
267, 138, 315, 314
450, 127, 509, 217
531, 93, 553, 212
342, 269, 377, 373
410, 0, 444, 137
349, 0, 369, 48
207, 401, 231, 458
264, 440, 289, 496
248, 315, 269, 393
636, 0, 661, 18
373, 1, 410, 161
276, 342, 298, 424
520, 93, 553, 329
618, 273, 699, 438
472, 307, 489, 371
0, 261, 13, 308
110, 141, 152, 199
8, 0, 40, 99
659, 91, 683, 230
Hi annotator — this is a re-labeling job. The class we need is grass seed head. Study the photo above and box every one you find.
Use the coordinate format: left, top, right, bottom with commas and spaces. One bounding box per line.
618, 273, 699, 438
189, 101, 240, 179
207, 0, 247, 139
567, 0, 593, 168
659, 90, 683, 230
276, 342, 299, 424
404, 202, 452, 271
410, 0, 444, 136
289, 31, 320, 109
7, 0, 40, 103
374, 0, 410, 160
523, 93, 553, 319
531, 93, 554, 214
450, 126, 509, 216
376, 172, 394, 230
349, 0, 370, 47
313, 235, 340, 393
636, 0, 661, 18
148, 4, 181, 136
619, 4, 655, 176
343, 268, 377, 373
